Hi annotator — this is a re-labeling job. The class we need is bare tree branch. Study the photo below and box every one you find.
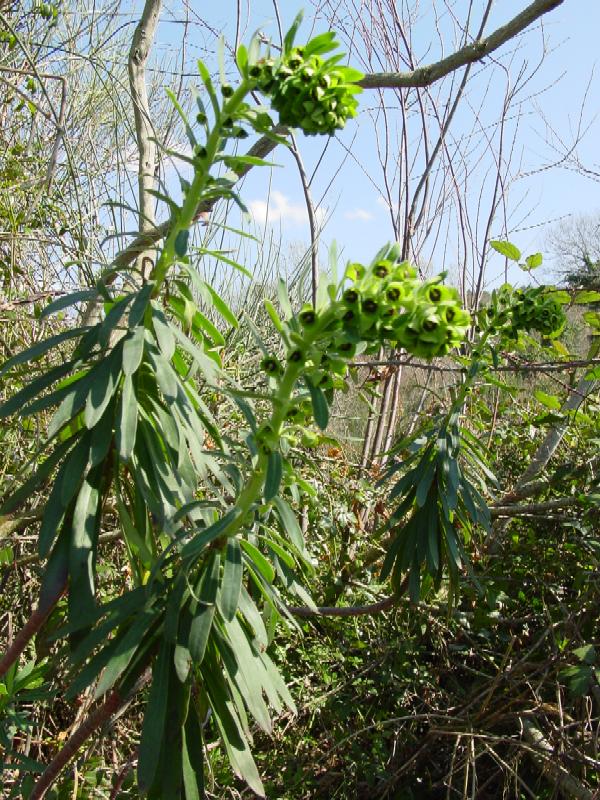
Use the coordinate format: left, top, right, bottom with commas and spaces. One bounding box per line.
104, 0, 565, 281
128, 0, 162, 280
520, 716, 594, 800
287, 594, 397, 618
29, 671, 151, 800
358, 0, 565, 90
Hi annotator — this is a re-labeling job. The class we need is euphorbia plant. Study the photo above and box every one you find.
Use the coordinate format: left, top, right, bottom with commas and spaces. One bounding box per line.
0, 13, 569, 799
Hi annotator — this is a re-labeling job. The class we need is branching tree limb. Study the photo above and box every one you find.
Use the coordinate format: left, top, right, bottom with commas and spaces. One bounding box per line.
105, 0, 565, 279
29, 671, 151, 800
128, 0, 162, 280
520, 716, 593, 800
287, 595, 396, 618
358, 0, 565, 90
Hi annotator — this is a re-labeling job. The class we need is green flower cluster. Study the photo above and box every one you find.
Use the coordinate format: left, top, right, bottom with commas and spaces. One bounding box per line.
251, 31, 362, 136
256, 246, 471, 451
484, 285, 566, 340
260, 247, 471, 394
338, 253, 471, 359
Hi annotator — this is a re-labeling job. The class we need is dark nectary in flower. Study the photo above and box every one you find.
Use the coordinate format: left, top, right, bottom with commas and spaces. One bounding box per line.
299, 309, 317, 326
260, 356, 281, 374
373, 262, 390, 278
288, 349, 304, 363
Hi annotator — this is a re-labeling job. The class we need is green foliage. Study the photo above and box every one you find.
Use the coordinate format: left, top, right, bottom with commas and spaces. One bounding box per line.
382, 413, 493, 602
476, 282, 567, 344
1, 14, 598, 800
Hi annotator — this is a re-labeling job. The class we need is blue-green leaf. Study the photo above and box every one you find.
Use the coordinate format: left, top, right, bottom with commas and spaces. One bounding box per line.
306, 378, 329, 430
175, 229, 190, 258
40, 290, 97, 320
138, 640, 171, 791
264, 451, 282, 501
188, 551, 221, 664
122, 326, 145, 375
0, 327, 89, 379
84, 347, 123, 428
117, 374, 138, 460
129, 283, 153, 327
68, 464, 102, 621
272, 497, 304, 552
220, 538, 242, 621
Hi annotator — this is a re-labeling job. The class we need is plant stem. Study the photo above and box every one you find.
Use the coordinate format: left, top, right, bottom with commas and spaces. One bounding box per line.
150, 80, 252, 290
207, 317, 331, 541
0, 578, 66, 679
29, 671, 151, 800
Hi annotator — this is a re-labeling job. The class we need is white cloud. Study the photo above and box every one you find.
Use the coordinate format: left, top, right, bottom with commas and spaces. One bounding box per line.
249, 190, 309, 226
314, 206, 328, 227
344, 208, 374, 221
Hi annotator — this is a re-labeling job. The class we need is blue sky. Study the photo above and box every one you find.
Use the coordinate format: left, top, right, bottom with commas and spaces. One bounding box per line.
146, 1, 600, 293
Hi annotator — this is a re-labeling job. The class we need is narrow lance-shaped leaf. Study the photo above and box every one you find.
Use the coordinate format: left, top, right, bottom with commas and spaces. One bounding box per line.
0, 437, 74, 516
68, 463, 103, 623
273, 497, 304, 552
129, 283, 154, 327
122, 325, 146, 375
216, 622, 272, 733
117, 374, 138, 460
98, 294, 135, 347
188, 551, 221, 664
116, 493, 153, 571
0, 360, 74, 419
61, 431, 92, 504
151, 304, 176, 359
182, 705, 205, 800
84, 346, 123, 428
40, 289, 98, 320
186, 274, 238, 328
240, 539, 275, 583
220, 538, 243, 621
38, 433, 88, 558
0, 327, 89, 379
90, 394, 116, 467
202, 651, 265, 797
306, 377, 329, 430
92, 606, 158, 699
45, 371, 94, 437
283, 9, 304, 52
264, 451, 282, 501
138, 640, 172, 792
181, 510, 238, 561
